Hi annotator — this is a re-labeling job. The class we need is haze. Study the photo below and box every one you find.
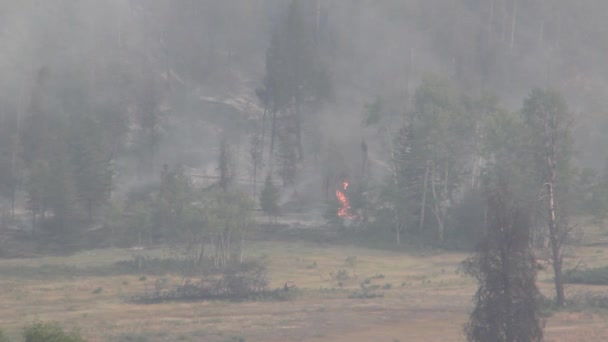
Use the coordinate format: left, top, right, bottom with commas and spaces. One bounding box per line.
0, 1, 608, 341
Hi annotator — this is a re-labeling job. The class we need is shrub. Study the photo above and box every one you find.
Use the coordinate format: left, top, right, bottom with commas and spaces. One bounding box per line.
348, 283, 384, 299
567, 292, 608, 310
564, 266, 608, 285
132, 259, 274, 303
332, 269, 349, 281
23, 321, 86, 342
445, 188, 486, 249
345, 256, 357, 267
0, 330, 9, 342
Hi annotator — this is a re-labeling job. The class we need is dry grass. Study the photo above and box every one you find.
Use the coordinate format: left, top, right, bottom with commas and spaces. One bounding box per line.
1, 230, 608, 341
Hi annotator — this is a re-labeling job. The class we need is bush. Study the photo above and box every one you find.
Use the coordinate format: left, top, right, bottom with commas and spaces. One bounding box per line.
220, 260, 269, 297
0, 330, 9, 342
567, 292, 608, 310
564, 266, 608, 285
345, 256, 357, 267
348, 283, 384, 299
132, 259, 275, 303
445, 188, 486, 249
23, 321, 86, 342
332, 269, 349, 281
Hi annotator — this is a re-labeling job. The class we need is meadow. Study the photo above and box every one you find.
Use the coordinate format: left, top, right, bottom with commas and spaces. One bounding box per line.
1, 229, 608, 342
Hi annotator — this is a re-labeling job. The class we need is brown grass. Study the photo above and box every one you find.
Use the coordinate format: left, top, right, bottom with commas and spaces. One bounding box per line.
1, 228, 608, 341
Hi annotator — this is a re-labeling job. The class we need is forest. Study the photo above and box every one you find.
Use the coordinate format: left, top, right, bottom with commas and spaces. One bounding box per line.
1, 1, 608, 341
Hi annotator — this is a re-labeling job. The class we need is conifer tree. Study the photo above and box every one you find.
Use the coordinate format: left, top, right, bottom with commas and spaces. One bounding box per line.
260, 174, 280, 222
463, 172, 543, 342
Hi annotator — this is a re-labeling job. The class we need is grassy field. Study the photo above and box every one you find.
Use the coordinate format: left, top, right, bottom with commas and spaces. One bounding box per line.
1, 229, 608, 341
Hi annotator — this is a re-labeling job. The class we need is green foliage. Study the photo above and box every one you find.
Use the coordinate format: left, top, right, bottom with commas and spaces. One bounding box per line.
462, 175, 543, 342
563, 266, 608, 285
131, 259, 273, 303
260, 175, 280, 220
344, 256, 357, 267
348, 283, 384, 299
521, 88, 573, 186
23, 321, 86, 342
446, 188, 486, 250
0, 330, 10, 342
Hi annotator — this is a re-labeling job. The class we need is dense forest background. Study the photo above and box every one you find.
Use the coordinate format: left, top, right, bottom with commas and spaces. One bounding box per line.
0, 0, 607, 256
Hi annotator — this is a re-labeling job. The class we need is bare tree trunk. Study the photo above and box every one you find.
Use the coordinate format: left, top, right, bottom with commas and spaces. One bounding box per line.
431, 163, 445, 241
294, 100, 304, 161
240, 229, 245, 263
488, 0, 495, 38
419, 161, 430, 233
444, 161, 449, 200
269, 110, 278, 170
396, 221, 401, 246
539, 3, 545, 47
501, 0, 508, 43
510, 0, 517, 50
547, 167, 565, 307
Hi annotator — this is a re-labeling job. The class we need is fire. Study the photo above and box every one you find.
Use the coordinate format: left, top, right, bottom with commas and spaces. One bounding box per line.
336, 181, 355, 219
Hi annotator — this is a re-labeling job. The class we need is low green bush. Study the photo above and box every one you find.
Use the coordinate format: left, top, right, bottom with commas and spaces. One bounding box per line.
563, 266, 608, 285
0, 330, 9, 342
23, 321, 86, 342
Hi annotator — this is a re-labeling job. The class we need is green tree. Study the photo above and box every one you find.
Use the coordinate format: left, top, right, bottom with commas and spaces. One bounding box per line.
249, 128, 264, 198
462, 172, 543, 342
0, 109, 20, 221
155, 164, 194, 240
68, 113, 114, 222
521, 88, 573, 308
262, 0, 331, 166
410, 74, 476, 241
204, 189, 253, 268
218, 135, 235, 192
260, 175, 280, 222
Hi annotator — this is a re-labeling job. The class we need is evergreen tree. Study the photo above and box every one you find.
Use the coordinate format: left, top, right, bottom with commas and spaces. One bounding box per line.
260, 174, 280, 222
462, 172, 543, 342
262, 0, 331, 166
218, 135, 235, 192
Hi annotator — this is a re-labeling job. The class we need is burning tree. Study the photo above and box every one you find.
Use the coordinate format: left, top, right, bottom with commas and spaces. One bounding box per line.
336, 181, 355, 219
325, 179, 356, 226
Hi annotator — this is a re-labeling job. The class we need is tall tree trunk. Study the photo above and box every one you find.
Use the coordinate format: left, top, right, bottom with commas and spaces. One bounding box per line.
294, 101, 304, 161
501, 242, 513, 342
431, 163, 445, 241
488, 0, 495, 38
419, 161, 430, 233
269, 110, 278, 170
10, 188, 15, 222
260, 101, 268, 169
510, 0, 517, 50
240, 229, 245, 263
444, 161, 449, 200
396, 221, 401, 246
252, 164, 257, 198
547, 170, 565, 307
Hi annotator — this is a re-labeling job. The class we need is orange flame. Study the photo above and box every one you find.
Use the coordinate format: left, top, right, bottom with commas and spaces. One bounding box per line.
336, 181, 355, 219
